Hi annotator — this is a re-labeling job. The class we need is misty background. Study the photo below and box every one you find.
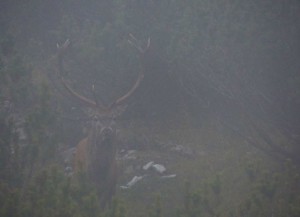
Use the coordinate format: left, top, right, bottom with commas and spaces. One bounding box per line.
0, 1, 300, 217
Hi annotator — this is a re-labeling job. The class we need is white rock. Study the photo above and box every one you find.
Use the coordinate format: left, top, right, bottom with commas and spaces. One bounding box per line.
143, 161, 154, 170
152, 164, 166, 173
161, 174, 176, 179
122, 150, 137, 160
120, 175, 144, 189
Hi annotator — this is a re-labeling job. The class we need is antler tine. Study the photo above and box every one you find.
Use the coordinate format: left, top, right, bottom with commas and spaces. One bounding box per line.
127, 39, 143, 53
146, 38, 151, 51
63, 39, 71, 48
128, 34, 150, 54
129, 33, 139, 44
128, 33, 150, 54
57, 39, 70, 50
92, 84, 100, 107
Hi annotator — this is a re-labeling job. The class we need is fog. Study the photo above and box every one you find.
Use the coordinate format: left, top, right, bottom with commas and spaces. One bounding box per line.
0, 1, 300, 216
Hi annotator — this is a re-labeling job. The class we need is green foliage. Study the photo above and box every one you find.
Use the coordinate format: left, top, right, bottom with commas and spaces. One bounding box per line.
208, 173, 221, 195
238, 157, 300, 217
0, 28, 68, 217
1, 165, 126, 217
177, 180, 222, 217
0, 181, 20, 217
104, 198, 127, 217
0, 117, 14, 180
0, 34, 32, 106
244, 159, 259, 181
148, 194, 162, 217
255, 172, 277, 200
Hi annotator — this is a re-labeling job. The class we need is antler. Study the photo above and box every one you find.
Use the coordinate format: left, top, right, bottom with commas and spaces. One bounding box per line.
109, 34, 150, 108
57, 39, 99, 109
128, 34, 150, 54
56, 35, 150, 116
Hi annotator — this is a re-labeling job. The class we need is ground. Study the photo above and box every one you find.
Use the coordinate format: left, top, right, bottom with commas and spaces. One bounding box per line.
113, 114, 288, 217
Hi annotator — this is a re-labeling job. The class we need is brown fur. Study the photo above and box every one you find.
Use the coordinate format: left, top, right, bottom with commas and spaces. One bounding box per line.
73, 128, 117, 208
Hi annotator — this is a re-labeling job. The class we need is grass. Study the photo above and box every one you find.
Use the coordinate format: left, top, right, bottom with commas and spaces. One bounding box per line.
115, 114, 285, 217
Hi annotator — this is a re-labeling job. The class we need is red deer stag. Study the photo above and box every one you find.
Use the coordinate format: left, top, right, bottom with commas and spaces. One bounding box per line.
56, 35, 150, 207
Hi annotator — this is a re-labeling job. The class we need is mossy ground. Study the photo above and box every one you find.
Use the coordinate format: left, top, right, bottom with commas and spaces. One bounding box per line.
115, 113, 295, 217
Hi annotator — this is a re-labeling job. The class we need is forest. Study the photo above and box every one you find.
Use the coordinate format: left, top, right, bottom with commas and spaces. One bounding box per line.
0, 1, 300, 216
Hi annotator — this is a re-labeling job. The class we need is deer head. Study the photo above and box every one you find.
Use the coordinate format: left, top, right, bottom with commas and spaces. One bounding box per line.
56, 35, 150, 208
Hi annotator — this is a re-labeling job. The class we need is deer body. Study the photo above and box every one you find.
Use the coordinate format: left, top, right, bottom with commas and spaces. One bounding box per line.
73, 121, 117, 206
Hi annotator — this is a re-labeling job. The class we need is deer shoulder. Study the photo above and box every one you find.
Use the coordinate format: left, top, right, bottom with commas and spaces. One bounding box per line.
73, 137, 89, 172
